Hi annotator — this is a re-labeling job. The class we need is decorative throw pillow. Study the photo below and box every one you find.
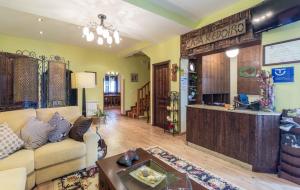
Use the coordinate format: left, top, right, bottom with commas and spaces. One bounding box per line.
69, 116, 92, 142
48, 112, 72, 142
0, 123, 24, 159
21, 117, 55, 149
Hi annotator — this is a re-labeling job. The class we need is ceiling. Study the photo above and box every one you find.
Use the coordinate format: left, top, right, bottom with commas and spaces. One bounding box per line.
0, 0, 240, 53
148, 0, 239, 22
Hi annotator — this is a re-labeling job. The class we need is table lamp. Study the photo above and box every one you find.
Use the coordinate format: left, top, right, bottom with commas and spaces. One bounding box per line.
71, 72, 96, 116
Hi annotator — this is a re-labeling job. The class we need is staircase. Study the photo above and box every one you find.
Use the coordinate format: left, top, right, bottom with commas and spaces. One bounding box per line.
126, 82, 150, 122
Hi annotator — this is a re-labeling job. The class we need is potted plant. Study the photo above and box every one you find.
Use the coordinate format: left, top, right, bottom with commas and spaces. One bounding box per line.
92, 105, 107, 125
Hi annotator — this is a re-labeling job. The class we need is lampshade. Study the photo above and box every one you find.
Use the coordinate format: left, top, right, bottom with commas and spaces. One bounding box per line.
71, 72, 96, 89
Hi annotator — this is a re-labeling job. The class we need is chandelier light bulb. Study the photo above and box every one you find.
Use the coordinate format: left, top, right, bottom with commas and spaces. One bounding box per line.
86, 32, 94, 42
96, 26, 103, 35
113, 30, 119, 39
97, 37, 104, 45
107, 36, 113, 44
103, 29, 109, 39
82, 14, 121, 46
115, 37, 120, 44
83, 26, 89, 36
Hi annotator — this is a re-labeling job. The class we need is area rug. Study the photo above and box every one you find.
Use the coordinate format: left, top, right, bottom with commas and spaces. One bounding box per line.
53, 146, 242, 190
147, 146, 242, 190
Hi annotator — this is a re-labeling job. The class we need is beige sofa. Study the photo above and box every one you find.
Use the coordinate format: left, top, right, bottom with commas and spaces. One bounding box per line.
0, 106, 99, 190
0, 168, 27, 190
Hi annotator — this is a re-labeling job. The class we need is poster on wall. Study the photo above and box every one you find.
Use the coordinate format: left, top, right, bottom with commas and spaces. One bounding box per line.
272, 67, 294, 83
264, 38, 300, 66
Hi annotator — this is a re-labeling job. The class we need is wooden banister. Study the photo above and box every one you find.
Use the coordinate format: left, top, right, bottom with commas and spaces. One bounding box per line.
136, 81, 150, 118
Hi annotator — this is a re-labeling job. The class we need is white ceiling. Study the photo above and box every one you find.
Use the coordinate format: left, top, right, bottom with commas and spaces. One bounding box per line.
0, 0, 241, 52
0, 6, 139, 52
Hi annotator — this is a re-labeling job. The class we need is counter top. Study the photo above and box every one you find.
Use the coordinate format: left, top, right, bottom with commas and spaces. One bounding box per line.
187, 104, 281, 116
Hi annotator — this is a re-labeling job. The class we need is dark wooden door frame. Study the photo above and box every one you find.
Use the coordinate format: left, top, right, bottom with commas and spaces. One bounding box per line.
152, 60, 170, 127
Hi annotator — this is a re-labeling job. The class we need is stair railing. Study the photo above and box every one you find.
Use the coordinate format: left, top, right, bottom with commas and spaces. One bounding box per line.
136, 81, 150, 117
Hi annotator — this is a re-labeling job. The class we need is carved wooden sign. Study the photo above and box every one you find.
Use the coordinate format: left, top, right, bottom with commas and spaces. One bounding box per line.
186, 19, 246, 50
181, 10, 261, 57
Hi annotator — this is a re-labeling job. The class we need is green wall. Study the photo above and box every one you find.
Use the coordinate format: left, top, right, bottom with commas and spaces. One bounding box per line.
0, 34, 150, 111
262, 21, 300, 111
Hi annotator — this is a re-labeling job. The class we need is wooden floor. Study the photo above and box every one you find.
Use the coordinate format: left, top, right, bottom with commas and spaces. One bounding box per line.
37, 109, 299, 190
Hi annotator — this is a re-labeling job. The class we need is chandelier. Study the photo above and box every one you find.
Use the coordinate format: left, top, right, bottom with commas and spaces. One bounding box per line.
82, 14, 120, 46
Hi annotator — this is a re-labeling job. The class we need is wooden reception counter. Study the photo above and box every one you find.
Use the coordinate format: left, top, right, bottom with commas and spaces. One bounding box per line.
186, 105, 281, 173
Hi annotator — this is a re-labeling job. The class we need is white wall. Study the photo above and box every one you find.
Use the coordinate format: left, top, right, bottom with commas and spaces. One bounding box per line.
179, 58, 189, 133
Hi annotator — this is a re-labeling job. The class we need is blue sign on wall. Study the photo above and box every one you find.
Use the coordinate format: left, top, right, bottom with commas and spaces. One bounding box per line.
272, 67, 294, 83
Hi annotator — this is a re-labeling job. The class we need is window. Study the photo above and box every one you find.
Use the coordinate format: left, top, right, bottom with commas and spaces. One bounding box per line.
104, 75, 119, 93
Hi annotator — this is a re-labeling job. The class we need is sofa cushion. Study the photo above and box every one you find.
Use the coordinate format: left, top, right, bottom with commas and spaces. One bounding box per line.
69, 116, 92, 142
48, 112, 72, 142
36, 106, 81, 124
34, 138, 86, 169
0, 168, 26, 190
0, 109, 36, 133
0, 123, 24, 159
0, 149, 34, 174
21, 117, 55, 149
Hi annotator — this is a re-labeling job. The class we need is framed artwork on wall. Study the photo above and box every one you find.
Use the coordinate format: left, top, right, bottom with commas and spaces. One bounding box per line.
131, 73, 138, 82
263, 38, 300, 66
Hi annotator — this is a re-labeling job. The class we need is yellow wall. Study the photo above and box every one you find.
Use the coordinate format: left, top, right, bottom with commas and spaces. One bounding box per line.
142, 36, 180, 123
0, 33, 150, 111
262, 21, 300, 111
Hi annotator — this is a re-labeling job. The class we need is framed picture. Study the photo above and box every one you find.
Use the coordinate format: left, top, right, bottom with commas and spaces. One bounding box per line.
85, 71, 97, 85
131, 73, 138, 82
263, 38, 300, 66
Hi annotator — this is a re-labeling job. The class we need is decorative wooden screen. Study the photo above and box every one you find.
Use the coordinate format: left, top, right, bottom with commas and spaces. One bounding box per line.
48, 60, 66, 107
0, 53, 14, 111
13, 56, 39, 105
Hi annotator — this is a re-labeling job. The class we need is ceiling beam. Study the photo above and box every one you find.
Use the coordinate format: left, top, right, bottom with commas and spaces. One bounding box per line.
124, 0, 194, 28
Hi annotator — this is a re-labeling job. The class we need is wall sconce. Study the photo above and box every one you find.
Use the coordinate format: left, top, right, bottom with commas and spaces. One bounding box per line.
226, 48, 239, 58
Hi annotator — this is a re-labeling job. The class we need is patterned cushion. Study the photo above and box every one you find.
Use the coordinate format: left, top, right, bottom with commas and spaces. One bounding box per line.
48, 112, 72, 142
20, 117, 55, 149
0, 123, 24, 159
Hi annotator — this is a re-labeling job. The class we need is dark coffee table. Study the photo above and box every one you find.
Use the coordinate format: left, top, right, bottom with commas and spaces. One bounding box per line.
96, 148, 206, 190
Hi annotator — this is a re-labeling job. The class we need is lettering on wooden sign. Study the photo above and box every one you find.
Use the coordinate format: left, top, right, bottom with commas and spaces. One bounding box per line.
186, 19, 246, 50
180, 10, 261, 57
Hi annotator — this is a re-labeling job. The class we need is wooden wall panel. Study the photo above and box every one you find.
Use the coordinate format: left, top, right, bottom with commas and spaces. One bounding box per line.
186, 107, 280, 173
202, 52, 230, 94
181, 10, 261, 57
237, 45, 262, 95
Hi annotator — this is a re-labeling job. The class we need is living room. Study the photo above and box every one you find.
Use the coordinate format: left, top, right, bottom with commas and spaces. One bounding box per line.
0, 0, 300, 190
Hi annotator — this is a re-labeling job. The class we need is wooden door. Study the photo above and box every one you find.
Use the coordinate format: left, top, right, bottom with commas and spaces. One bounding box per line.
237, 45, 261, 95
153, 61, 170, 128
